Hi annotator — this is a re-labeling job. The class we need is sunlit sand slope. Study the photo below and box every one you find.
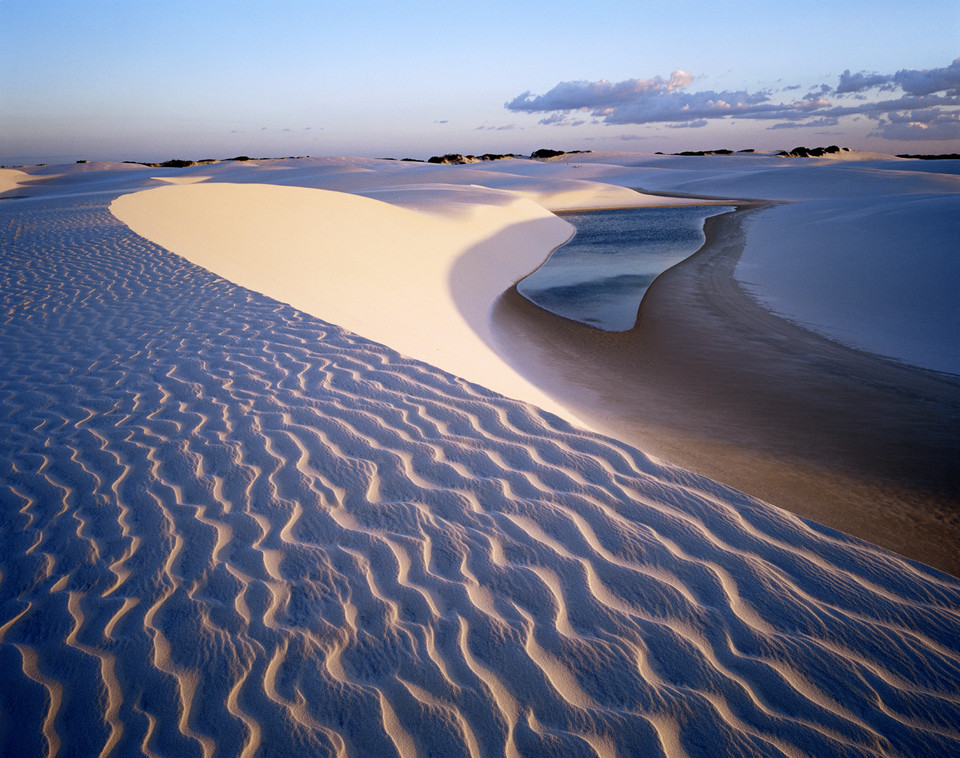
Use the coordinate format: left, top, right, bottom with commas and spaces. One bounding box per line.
2, 196, 959, 756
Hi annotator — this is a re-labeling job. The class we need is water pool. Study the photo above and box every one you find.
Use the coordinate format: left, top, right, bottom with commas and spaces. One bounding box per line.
517, 205, 733, 331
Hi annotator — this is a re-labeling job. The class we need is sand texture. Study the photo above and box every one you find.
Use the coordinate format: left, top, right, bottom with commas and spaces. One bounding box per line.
2, 178, 960, 755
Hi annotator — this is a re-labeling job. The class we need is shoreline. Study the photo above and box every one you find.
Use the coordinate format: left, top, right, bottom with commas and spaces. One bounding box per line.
492, 203, 960, 575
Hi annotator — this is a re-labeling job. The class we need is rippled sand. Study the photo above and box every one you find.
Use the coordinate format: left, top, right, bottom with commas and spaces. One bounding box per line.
2, 189, 959, 755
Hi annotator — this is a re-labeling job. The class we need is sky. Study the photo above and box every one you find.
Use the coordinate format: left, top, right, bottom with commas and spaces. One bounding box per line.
1, 0, 958, 165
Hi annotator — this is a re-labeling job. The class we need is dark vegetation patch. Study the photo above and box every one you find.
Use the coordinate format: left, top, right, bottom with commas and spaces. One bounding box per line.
426, 153, 518, 164
118, 155, 312, 168
656, 149, 755, 156
426, 149, 592, 163
896, 153, 960, 160
671, 149, 734, 156
122, 158, 198, 168
530, 148, 591, 160
778, 145, 848, 157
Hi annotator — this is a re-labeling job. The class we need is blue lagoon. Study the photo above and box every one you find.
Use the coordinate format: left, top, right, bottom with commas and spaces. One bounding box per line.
518, 205, 733, 330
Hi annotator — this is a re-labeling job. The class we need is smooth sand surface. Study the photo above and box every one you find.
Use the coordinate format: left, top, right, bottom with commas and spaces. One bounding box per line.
2, 184, 959, 756
112, 182, 578, 420
0, 168, 31, 194
111, 171, 708, 426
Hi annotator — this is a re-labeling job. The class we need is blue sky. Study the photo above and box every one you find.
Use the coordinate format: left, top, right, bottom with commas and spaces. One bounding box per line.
1, 0, 958, 164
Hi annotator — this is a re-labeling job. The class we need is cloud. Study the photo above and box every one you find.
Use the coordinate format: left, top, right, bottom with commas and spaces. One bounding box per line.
538, 113, 568, 126
870, 109, 960, 141
538, 113, 586, 127
836, 70, 893, 94
506, 72, 693, 113
506, 57, 960, 141
893, 58, 960, 96
768, 116, 840, 130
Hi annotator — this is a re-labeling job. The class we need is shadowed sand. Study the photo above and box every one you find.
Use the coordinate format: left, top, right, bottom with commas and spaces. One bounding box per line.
108, 160, 960, 571
493, 204, 960, 575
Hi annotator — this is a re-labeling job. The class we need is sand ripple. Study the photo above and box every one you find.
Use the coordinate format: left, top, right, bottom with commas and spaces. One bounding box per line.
1, 196, 959, 756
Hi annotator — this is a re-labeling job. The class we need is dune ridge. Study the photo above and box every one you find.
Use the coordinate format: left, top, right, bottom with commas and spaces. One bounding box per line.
2, 192, 959, 755
111, 181, 581, 425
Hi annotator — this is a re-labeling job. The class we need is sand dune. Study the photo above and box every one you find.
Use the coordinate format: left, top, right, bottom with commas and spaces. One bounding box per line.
1, 160, 959, 755
111, 182, 579, 424
0, 168, 33, 194
109, 161, 725, 435
107, 156, 960, 572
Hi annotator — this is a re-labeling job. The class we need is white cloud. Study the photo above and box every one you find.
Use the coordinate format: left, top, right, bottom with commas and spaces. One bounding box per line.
768, 117, 840, 130
538, 113, 586, 127
667, 70, 694, 92
505, 57, 960, 141
538, 113, 568, 126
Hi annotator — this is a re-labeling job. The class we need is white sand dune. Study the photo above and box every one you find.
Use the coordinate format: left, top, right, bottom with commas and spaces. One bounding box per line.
112, 182, 577, 423
1, 159, 959, 755
106, 152, 960, 377
0, 168, 35, 194
108, 160, 734, 433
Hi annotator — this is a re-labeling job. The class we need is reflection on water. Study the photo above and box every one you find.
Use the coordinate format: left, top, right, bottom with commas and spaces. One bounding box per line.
518, 205, 733, 331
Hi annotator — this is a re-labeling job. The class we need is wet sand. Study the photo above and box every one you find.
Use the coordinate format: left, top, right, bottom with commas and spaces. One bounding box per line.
493, 204, 960, 575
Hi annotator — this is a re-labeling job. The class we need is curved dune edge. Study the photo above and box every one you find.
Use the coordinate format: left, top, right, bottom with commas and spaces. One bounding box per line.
2, 194, 960, 756
112, 182, 582, 423
0, 168, 32, 194
110, 174, 710, 427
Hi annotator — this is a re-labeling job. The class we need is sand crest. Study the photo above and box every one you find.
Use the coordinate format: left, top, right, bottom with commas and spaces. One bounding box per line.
112, 182, 578, 422
0, 168, 32, 195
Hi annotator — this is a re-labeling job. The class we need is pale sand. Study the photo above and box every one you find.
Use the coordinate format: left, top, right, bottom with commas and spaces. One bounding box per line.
2, 186, 959, 755
494, 205, 960, 575
0, 168, 31, 194
112, 183, 580, 421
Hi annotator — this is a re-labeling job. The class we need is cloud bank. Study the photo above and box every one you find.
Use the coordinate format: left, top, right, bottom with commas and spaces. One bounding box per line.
506, 58, 960, 141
